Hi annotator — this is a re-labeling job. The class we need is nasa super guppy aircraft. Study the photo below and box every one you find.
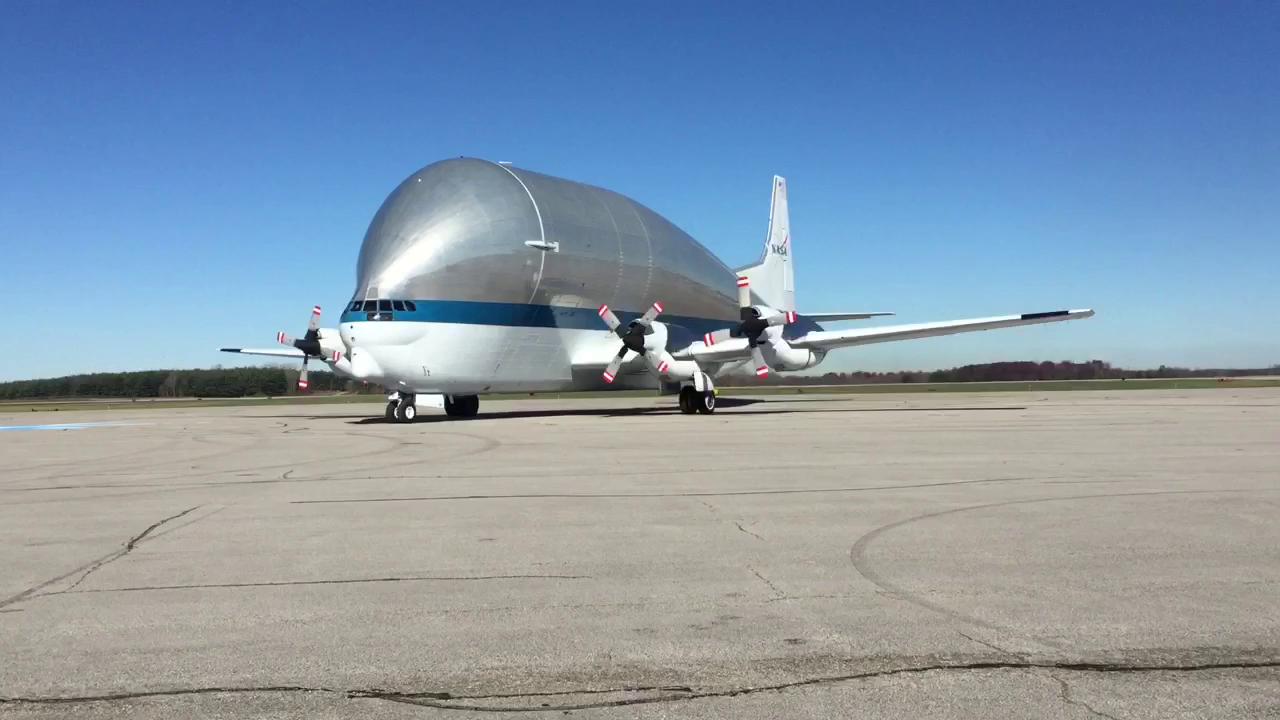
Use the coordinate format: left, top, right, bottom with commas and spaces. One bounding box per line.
223, 158, 1094, 422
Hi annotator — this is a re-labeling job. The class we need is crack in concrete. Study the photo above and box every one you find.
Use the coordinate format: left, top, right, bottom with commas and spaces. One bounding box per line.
748, 567, 785, 598
734, 521, 765, 541
61, 506, 201, 593
53, 574, 591, 595
0, 505, 200, 609
1051, 673, 1122, 720
1, 661, 1276, 710
957, 631, 1025, 660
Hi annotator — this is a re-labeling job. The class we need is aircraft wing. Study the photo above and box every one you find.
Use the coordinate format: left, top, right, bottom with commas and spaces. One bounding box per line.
787, 309, 1095, 351
219, 347, 307, 359
803, 312, 895, 322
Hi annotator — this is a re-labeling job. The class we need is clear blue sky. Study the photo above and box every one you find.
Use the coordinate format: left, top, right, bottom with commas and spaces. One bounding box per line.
2, 1, 1277, 381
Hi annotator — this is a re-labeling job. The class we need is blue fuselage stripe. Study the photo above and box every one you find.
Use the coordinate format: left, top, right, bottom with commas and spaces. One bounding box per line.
339, 300, 823, 340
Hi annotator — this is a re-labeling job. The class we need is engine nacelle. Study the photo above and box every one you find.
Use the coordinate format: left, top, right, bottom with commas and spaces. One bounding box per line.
762, 337, 822, 372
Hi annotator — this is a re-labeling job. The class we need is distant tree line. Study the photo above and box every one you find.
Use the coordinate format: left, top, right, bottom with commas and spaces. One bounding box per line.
0, 367, 377, 400
722, 360, 1280, 386
1, 361, 1276, 400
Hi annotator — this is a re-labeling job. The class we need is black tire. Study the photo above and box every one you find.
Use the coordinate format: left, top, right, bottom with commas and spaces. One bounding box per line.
678, 387, 698, 414
393, 401, 409, 423
385, 401, 397, 421
444, 394, 480, 418
696, 391, 716, 414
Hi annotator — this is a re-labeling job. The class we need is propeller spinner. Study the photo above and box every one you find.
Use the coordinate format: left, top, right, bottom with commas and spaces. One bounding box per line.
597, 302, 677, 383
702, 276, 795, 379
276, 305, 332, 391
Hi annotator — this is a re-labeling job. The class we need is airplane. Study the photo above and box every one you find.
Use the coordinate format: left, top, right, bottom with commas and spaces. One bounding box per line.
222, 158, 1093, 422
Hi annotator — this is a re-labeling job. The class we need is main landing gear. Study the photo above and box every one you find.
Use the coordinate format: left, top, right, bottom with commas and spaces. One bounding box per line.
443, 394, 479, 418
678, 387, 716, 414
386, 392, 480, 423
676, 371, 717, 414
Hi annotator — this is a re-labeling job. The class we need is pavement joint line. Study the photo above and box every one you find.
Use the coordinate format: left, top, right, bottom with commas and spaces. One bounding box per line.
289, 475, 1057, 504
55, 574, 593, 595
7, 660, 1272, 710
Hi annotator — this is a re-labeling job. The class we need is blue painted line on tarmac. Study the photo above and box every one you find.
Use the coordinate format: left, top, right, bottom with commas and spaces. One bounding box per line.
0, 422, 144, 432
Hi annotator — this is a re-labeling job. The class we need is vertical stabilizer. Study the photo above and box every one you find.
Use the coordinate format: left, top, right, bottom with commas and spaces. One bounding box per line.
737, 175, 795, 311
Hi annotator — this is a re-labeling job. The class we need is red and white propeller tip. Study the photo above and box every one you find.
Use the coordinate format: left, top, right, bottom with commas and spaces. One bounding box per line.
601, 370, 616, 384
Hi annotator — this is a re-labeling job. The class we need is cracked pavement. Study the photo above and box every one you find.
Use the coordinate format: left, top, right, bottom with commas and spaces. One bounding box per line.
1, 389, 1278, 718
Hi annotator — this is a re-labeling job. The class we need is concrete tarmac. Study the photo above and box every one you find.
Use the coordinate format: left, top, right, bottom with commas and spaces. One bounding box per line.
1, 389, 1277, 718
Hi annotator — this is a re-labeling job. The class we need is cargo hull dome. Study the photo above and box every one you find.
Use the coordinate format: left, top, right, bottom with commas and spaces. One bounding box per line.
353, 158, 739, 323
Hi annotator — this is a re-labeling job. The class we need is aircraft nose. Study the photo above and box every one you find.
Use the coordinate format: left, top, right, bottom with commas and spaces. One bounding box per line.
347, 347, 384, 381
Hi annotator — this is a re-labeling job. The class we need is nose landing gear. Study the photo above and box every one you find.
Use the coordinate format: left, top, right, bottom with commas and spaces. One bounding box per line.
387, 392, 418, 423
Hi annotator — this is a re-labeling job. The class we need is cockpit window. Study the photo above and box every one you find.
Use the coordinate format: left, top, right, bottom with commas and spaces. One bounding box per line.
348, 301, 361, 312
378, 300, 393, 312
392, 300, 405, 311
404, 301, 417, 311
362, 300, 377, 312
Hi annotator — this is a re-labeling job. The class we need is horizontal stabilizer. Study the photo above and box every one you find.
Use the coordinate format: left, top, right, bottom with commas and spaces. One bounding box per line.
220, 347, 306, 359
788, 309, 1095, 351
805, 312, 895, 322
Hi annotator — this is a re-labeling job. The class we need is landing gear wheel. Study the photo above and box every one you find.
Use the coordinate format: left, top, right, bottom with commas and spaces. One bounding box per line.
385, 401, 397, 421
696, 391, 716, 414
444, 394, 479, 418
678, 387, 699, 415
393, 395, 416, 424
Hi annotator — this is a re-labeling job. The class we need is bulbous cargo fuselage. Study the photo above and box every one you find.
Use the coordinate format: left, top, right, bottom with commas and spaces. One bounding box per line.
338, 158, 743, 393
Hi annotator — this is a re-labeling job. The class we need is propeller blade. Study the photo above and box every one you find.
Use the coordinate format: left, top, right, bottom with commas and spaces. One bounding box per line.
298, 359, 310, 391
736, 276, 751, 308
602, 348, 629, 384
637, 301, 664, 326
597, 304, 622, 332
307, 305, 322, 333
276, 331, 293, 346
703, 328, 734, 346
330, 350, 343, 363
751, 346, 769, 379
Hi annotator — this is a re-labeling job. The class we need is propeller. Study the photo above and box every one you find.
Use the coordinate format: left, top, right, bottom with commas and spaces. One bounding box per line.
276, 305, 327, 391
702, 276, 796, 379
596, 302, 677, 383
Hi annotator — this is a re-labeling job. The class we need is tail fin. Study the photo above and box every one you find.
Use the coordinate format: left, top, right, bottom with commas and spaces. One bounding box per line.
737, 175, 795, 312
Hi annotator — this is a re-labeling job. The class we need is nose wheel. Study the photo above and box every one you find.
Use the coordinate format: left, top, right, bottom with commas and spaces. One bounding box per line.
387, 393, 418, 423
